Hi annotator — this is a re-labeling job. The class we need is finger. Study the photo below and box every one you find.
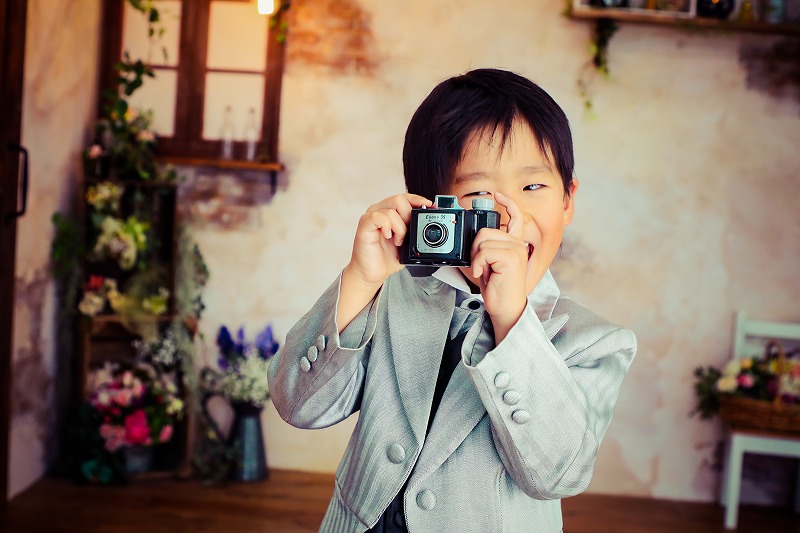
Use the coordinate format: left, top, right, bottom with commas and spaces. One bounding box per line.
367, 194, 432, 223
393, 193, 433, 223
472, 241, 527, 273
381, 208, 408, 247
494, 192, 525, 240
364, 211, 395, 241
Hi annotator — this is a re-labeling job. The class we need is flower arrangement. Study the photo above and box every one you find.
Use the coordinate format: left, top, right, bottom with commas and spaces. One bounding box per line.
211, 324, 280, 407
87, 361, 184, 452
86, 181, 124, 213
692, 343, 800, 420
92, 215, 149, 270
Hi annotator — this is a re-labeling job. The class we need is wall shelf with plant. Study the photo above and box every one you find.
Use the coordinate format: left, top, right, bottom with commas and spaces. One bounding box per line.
566, 1, 800, 111
570, 3, 800, 36
51, 0, 210, 484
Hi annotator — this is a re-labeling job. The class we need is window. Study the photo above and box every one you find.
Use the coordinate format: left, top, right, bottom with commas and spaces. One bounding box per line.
99, 0, 286, 164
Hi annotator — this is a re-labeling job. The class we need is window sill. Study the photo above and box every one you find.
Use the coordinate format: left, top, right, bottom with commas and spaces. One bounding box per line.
159, 156, 284, 173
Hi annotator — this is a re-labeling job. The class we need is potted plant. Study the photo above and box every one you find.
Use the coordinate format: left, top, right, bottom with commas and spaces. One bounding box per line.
195, 324, 280, 483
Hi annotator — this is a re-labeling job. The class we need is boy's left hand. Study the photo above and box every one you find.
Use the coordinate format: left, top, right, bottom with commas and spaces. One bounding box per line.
464, 192, 532, 344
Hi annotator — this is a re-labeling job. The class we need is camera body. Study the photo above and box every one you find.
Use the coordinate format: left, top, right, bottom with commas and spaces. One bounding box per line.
401, 195, 500, 267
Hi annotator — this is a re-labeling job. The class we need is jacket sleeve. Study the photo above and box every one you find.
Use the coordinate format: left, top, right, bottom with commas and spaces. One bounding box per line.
462, 303, 637, 500
267, 274, 382, 429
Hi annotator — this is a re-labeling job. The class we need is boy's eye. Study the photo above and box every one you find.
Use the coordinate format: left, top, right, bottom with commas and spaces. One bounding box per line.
464, 191, 491, 197
524, 184, 544, 191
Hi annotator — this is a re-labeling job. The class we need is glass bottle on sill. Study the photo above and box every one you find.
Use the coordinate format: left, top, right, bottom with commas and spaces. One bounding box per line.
220, 105, 235, 160
243, 107, 259, 161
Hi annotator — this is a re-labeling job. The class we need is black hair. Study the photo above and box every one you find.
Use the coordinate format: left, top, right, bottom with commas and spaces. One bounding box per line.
402, 68, 574, 200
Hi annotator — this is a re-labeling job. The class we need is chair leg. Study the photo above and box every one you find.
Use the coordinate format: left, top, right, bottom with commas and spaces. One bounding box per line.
723, 435, 744, 530
794, 459, 800, 514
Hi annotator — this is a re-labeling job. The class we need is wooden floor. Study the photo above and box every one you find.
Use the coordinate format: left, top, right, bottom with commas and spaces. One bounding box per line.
0, 469, 798, 532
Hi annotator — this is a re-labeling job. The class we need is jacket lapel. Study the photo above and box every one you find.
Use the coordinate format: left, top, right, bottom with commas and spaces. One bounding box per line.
409, 312, 570, 485
387, 271, 454, 442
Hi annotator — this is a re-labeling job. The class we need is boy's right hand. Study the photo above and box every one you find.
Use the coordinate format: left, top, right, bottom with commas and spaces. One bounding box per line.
338, 194, 431, 332
344, 193, 433, 286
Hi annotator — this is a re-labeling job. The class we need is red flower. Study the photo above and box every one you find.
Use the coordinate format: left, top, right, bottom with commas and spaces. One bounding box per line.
86, 275, 104, 291
124, 409, 151, 446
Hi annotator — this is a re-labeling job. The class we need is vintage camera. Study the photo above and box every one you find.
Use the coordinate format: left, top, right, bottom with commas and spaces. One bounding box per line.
401, 195, 500, 267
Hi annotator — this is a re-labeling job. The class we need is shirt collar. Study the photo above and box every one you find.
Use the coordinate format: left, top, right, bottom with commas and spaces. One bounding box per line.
431, 267, 560, 322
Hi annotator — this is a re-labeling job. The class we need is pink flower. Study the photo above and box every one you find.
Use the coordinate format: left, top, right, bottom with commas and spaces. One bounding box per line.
114, 389, 133, 407
738, 374, 755, 388
158, 425, 173, 443
124, 409, 151, 446
101, 425, 126, 452
131, 379, 144, 398
86, 144, 103, 159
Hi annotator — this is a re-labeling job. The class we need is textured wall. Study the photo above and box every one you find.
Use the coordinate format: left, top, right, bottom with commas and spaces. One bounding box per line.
10, 0, 102, 499
11, 0, 792, 505
188, 0, 800, 504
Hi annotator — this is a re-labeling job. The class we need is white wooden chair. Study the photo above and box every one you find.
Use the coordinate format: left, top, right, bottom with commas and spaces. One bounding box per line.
719, 311, 800, 529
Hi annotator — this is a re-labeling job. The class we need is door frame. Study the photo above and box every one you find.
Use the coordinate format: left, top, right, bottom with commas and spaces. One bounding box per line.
0, 0, 28, 504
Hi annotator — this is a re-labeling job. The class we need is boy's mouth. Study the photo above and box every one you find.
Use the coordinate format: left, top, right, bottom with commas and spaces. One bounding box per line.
526, 242, 534, 261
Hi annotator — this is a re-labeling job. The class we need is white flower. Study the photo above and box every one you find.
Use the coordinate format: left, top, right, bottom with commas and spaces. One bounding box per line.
717, 375, 738, 393
78, 292, 105, 316
723, 360, 742, 377
221, 357, 272, 407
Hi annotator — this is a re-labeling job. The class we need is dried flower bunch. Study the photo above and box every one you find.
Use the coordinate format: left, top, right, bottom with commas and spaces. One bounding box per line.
91, 215, 149, 270
78, 274, 169, 318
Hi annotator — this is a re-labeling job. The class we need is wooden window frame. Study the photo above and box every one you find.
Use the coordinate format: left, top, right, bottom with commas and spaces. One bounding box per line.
98, 0, 286, 164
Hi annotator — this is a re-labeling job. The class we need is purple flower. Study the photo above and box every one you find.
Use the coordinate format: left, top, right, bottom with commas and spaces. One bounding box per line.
255, 324, 280, 359
235, 327, 246, 355
216, 326, 234, 354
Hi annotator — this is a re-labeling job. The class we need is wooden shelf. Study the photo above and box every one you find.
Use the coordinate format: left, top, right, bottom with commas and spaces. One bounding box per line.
570, 6, 800, 36
159, 156, 284, 172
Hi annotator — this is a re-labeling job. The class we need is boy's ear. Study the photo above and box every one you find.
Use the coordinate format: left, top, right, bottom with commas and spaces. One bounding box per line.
563, 178, 578, 226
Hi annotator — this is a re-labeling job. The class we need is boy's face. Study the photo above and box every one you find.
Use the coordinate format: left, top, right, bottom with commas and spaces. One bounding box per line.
448, 119, 577, 295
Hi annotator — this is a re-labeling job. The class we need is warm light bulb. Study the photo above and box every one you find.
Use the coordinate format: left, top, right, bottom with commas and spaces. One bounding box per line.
258, 0, 276, 15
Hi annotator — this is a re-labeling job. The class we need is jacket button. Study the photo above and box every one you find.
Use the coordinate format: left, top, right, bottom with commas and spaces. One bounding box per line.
307, 345, 319, 362
299, 356, 312, 372
387, 443, 406, 464
494, 372, 511, 389
416, 489, 436, 510
316, 335, 326, 352
502, 390, 521, 405
511, 409, 531, 424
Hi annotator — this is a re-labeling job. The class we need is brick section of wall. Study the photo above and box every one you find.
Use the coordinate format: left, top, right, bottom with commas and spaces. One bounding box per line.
286, 0, 378, 74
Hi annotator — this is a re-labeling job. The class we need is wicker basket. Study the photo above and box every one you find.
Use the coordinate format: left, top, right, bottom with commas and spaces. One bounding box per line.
718, 340, 800, 436
719, 396, 800, 435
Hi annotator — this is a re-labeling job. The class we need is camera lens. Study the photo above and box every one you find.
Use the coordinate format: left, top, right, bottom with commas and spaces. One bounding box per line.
422, 222, 447, 248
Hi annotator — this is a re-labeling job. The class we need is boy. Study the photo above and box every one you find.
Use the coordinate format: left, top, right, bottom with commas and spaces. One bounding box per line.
268, 68, 636, 533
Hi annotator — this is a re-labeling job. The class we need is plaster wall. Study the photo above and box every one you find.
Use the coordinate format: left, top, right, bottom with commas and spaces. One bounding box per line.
191, 0, 800, 503
9, 0, 102, 499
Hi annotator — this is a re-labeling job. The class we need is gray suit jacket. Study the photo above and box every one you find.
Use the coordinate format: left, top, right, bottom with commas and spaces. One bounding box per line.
268, 268, 636, 533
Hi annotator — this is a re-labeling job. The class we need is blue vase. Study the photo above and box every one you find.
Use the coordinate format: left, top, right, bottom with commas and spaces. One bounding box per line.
124, 445, 154, 475
229, 402, 269, 482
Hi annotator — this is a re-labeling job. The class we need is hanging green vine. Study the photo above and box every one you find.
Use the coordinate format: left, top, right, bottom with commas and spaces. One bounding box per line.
269, 1, 291, 44
578, 18, 619, 113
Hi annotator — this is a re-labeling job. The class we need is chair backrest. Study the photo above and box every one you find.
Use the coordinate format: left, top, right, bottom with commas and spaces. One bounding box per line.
732, 311, 800, 361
